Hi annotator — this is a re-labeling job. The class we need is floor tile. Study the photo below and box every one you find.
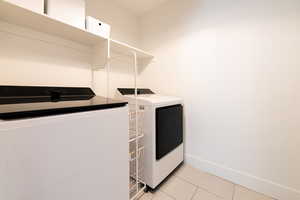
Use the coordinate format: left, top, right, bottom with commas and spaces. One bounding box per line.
175, 165, 234, 200
192, 188, 224, 200
139, 192, 154, 200
175, 164, 207, 184
139, 191, 174, 200
234, 185, 274, 200
160, 176, 197, 200
152, 191, 174, 200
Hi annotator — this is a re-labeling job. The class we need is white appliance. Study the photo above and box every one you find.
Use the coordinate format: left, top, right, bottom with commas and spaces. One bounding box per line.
86, 16, 111, 39
118, 88, 184, 189
0, 86, 129, 200
45, 0, 85, 29
5, 0, 44, 13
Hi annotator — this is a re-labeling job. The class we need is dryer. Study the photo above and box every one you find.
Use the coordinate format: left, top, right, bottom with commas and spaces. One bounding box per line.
117, 88, 184, 190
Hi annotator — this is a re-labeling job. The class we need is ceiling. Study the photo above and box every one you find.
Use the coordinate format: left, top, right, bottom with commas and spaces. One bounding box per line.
113, 0, 170, 16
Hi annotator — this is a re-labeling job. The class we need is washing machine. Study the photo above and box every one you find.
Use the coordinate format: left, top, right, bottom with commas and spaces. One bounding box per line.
117, 88, 184, 190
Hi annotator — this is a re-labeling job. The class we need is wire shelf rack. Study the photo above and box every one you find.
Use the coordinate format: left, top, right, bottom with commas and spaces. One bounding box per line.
128, 97, 146, 199
129, 147, 145, 199
129, 111, 144, 130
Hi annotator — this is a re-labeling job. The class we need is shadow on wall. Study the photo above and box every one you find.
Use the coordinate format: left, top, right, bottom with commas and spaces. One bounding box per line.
93, 52, 137, 98
0, 21, 93, 87
139, 0, 300, 199
0, 24, 92, 69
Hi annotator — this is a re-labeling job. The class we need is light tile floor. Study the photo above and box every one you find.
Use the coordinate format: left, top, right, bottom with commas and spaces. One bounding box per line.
139, 164, 275, 200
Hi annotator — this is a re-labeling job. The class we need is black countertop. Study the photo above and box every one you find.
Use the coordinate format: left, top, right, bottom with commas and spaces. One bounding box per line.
0, 96, 128, 120
0, 86, 128, 120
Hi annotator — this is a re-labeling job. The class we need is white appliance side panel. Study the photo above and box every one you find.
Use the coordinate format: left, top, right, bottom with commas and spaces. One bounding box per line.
5, 0, 44, 13
46, 0, 85, 29
154, 144, 184, 187
142, 105, 155, 187
0, 106, 129, 200
143, 105, 184, 188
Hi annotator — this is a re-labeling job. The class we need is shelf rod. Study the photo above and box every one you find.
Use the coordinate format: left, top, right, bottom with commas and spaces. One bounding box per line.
106, 40, 111, 98
132, 50, 139, 195
130, 183, 146, 200
129, 134, 144, 143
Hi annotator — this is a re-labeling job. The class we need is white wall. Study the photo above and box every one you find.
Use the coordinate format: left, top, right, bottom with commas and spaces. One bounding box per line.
139, 0, 300, 199
0, 0, 139, 96
0, 21, 92, 87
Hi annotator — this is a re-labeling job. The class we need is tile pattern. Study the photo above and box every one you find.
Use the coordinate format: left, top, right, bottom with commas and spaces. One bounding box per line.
160, 176, 197, 200
192, 188, 224, 200
234, 185, 274, 200
139, 164, 276, 200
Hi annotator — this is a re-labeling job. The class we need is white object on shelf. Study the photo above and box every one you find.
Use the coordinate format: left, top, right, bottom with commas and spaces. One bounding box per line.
0, 1, 154, 69
45, 0, 85, 29
0, 1, 105, 45
5, 0, 44, 13
0, 1, 108, 68
86, 16, 111, 39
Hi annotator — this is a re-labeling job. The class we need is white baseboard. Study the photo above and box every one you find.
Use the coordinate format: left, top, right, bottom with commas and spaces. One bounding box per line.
185, 154, 300, 200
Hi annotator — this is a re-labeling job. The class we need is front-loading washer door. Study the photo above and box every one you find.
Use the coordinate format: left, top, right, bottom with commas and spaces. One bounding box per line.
156, 104, 183, 160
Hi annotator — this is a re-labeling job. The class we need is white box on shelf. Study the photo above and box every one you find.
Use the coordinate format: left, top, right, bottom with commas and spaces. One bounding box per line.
45, 0, 85, 29
86, 16, 111, 39
6, 0, 44, 13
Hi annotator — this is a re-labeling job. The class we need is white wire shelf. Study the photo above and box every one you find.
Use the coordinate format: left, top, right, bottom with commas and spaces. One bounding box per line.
129, 130, 144, 143
129, 163, 145, 200
129, 110, 144, 143
129, 178, 146, 200
128, 106, 145, 200
129, 110, 144, 120
129, 146, 144, 162
110, 39, 154, 60
129, 112, 143, 127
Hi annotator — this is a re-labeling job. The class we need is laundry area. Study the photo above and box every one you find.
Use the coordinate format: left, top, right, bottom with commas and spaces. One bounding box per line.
0, 1, 299, 200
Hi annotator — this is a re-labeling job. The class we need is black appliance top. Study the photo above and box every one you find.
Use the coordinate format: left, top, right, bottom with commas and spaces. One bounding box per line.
117, 88, 155, 95
0, 86, 128, 120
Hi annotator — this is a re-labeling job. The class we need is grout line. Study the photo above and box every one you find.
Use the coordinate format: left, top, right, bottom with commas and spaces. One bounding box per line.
190, 188, 198, 200
232, 184, 236, 200
181, 164, 275, 200
137, 191, 153, 200
149, 192, 154, 200
179, 163, 235, 186
233, 184, 276, 200
160, 190, 176, 200
175, 176, 227, 200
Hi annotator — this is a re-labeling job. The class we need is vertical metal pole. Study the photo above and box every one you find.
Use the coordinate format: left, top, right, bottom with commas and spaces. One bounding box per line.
106, 39, 111, 98
91, 69, 95, 91
133, 51, 139, 194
